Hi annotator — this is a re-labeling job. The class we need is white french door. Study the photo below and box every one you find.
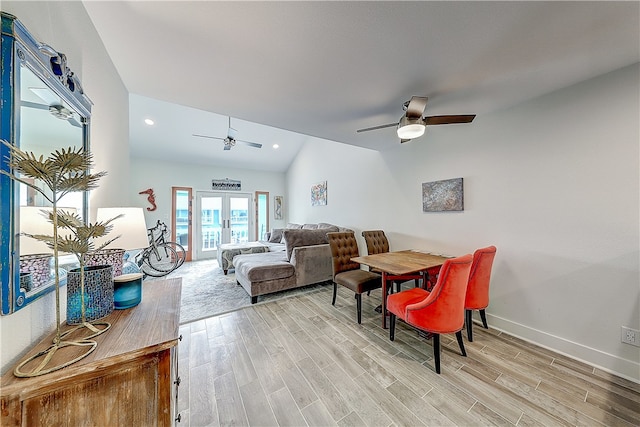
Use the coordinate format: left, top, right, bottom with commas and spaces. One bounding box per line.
195, 191, 252, 260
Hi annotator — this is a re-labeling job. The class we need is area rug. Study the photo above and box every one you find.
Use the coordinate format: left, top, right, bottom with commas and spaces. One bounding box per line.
147, 258, 329, 324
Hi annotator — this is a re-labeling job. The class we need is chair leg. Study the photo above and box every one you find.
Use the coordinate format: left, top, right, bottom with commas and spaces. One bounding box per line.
456, 331, 467, 357
466, 309, 474, 342
433, 334, 441, 374
356, 294, 362, 324
389, 314, 396, 341
332, 282, 337, 306
479, 309, 488, 329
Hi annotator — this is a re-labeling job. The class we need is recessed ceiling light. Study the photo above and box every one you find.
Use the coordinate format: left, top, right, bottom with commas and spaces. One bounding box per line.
144, 118, 155, 126
273, 144, 279, 149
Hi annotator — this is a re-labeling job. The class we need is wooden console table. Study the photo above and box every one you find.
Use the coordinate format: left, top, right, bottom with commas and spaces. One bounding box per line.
1, 277, 182, 426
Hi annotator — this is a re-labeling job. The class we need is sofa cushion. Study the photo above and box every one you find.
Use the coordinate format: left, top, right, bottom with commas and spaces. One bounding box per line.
286, 223, 303, 229
268, 228, 285, 243
302, 223, 318, 229
317, 223, 339, 232
234, 251, 294, 282
283, 229, 331, 261
317, 222, 336, 229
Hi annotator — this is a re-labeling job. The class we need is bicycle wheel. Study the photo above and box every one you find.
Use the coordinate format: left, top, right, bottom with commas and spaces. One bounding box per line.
146, 243, 179, 273
140, 262, 171, 278
165, 242, 186, 268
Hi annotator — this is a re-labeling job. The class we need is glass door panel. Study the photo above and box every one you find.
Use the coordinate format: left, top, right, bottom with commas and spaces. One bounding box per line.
229, 196, 250, 244
196, 192, 251, 260
172, 187, 192, 262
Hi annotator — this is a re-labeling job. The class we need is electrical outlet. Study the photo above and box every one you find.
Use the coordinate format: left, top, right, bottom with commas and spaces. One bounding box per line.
621, 326, 640, 347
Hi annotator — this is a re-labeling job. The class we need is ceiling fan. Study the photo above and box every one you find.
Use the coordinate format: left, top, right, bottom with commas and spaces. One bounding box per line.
192, 117, 263, 151
356, 96, 475, 143
21, 86, 82, 128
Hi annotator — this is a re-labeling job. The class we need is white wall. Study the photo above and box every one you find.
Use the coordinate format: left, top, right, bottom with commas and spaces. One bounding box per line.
287, 64, 640, 381
1, 2, 637, 383
128, 157, 287, 247
0, 2, 129, 374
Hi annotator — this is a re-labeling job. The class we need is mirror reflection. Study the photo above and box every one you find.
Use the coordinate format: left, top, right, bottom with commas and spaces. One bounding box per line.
17, 65, 85, 296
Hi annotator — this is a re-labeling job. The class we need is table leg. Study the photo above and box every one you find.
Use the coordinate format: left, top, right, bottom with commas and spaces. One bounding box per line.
382, 271, 388, 329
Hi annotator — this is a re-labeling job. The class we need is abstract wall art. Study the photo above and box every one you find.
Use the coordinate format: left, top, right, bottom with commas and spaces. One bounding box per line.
311, 181, 327, 206
422, 177, 464, 212
274, 195, 283, 219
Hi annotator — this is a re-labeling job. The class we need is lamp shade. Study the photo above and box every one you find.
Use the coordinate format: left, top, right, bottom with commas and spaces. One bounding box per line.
396, 116, 425, 139
19, 206, 77, 255
95, 207, 149, 251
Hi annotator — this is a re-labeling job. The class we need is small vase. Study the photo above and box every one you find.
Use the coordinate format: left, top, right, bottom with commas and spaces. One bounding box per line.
66, 265, 114, 324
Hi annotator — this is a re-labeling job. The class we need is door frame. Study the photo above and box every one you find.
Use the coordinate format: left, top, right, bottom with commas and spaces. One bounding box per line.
255, 191, 269, 241
195, 191, 253, 260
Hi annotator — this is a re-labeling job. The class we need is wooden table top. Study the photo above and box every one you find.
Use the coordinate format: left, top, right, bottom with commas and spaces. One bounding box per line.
352, 250, 452, 275
1, 277, 182, 396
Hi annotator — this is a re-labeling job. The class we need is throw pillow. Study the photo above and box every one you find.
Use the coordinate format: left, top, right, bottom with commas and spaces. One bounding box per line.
282, 229, 331, 260
268, 228, 284, 243
317, 223, 339, 232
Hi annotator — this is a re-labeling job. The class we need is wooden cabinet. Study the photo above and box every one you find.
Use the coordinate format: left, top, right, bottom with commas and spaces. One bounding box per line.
1, 278, 182, 426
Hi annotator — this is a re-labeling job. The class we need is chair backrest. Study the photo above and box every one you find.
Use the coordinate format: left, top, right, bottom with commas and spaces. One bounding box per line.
327, 232, 361, 276
361, 230, 389, 255
404, 254, 473, 333
465, 246, 497, 310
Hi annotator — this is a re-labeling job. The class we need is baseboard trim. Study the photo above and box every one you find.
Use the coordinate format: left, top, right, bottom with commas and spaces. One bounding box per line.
478, 312, 640, 384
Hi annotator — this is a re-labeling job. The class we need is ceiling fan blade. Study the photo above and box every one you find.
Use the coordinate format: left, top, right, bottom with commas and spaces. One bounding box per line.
237, 140, 262, 149
424, 115, 476, 125
68, 117, 82, 128
29, 87, 65, 107
20, 100, 49, 110
405, 96, 428, 118
192, 134, 225, 141
356, 122, 399, 133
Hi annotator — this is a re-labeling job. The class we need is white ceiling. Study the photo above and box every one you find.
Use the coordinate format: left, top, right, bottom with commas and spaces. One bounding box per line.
83, 1, 639, 172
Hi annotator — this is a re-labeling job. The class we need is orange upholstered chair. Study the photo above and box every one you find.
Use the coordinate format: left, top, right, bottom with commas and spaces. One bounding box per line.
387, 254, 472, 374
464, 246, 497, 342
327, 232, 382, 324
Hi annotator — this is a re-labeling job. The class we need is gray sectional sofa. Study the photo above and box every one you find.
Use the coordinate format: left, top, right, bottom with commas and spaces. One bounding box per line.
232, 223, 352, 303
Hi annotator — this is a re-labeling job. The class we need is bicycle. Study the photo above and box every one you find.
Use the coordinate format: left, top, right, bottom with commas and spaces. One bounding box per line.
136, 220, 186, 278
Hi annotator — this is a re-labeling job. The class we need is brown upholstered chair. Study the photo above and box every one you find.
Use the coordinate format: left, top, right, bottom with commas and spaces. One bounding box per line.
387, 254, 473, 374
361, 230, 422, 292
327, 232, 382, 324
465, 246, 497, 342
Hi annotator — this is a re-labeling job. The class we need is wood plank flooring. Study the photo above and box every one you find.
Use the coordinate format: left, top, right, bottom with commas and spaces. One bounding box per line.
176, 284, 640, 426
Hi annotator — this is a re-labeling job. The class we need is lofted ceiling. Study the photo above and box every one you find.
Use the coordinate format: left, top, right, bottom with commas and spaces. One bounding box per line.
83, 1, 639, 172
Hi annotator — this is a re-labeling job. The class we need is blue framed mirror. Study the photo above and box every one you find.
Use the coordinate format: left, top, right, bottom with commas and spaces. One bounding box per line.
1, 13, 92, 314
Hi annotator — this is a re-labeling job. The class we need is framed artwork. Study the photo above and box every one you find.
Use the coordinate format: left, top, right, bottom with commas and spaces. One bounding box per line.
311, 181, 327, 206
274, 195, 283, 219
422, 178, 464, 212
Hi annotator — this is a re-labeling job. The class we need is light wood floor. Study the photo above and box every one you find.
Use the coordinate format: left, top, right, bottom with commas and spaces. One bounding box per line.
176, 284, 640, 426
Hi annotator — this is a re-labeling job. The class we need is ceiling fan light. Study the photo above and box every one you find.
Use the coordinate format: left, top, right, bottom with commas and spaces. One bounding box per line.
397, 116, 425, 139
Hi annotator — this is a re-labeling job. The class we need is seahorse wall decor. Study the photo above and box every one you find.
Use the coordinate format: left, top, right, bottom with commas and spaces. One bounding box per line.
139, 188, 157, 211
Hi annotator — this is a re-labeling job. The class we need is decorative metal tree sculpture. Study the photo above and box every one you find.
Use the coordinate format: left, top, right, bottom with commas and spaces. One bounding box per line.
0, 140, 115, 377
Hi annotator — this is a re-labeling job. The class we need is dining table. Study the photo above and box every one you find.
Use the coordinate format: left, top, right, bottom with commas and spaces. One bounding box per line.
351, 250, 453, 328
